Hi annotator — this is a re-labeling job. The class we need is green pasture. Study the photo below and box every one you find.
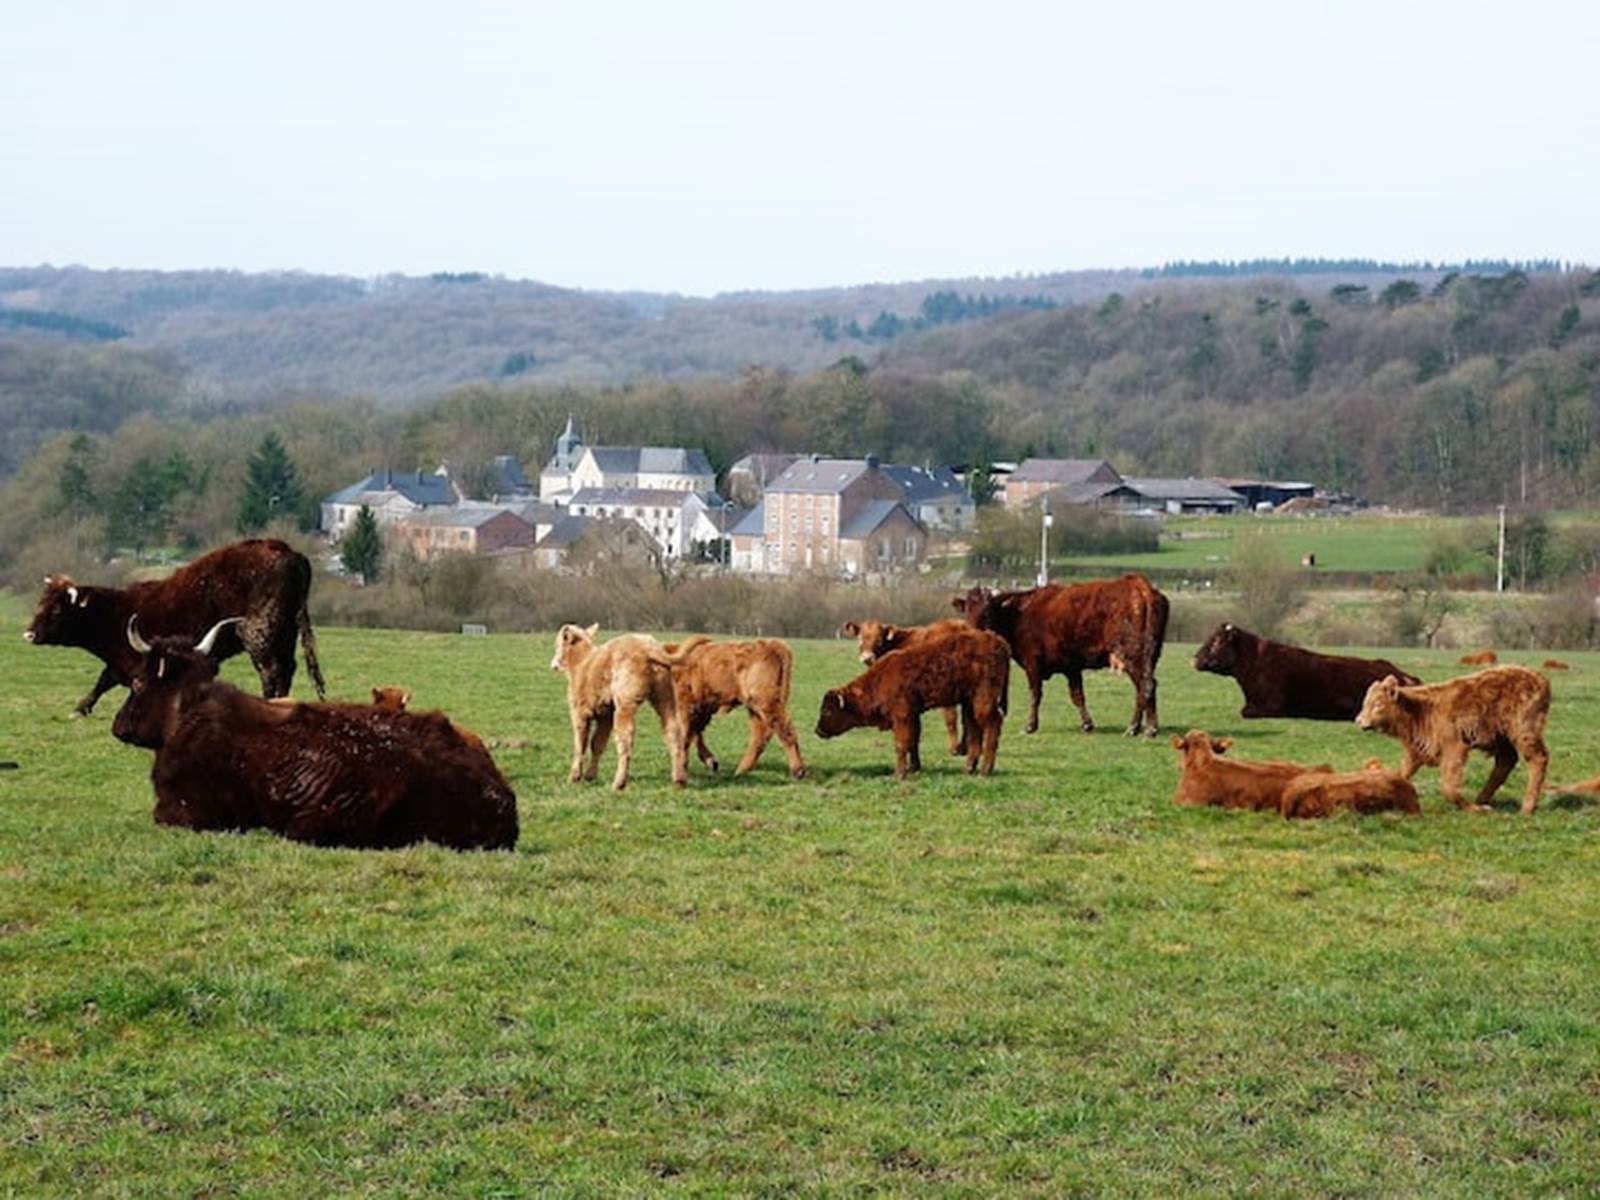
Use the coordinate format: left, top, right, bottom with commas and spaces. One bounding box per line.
4, 603, 1600, 1194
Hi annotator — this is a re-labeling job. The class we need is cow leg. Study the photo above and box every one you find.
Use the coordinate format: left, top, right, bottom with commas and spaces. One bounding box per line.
1517, 735, 1548, 815
1438, 744, 1481, 811
611, 702, 639, 792
980, 705, 1002, 776
769, 711, 807, 780
1023, 662, 1045, 734
73, 666, 122, 717
962, 700, 980, 774
942, 706, 965, 755
1066, 668, 1094, 733
695, 727, 720, 773
1476, 743, 1519, 810
586, 713, 613, 781
736, 714, 771, 774
1398, 746, 1423, 781
1138, 671, 1160, 738
907, 716, 923, 774
568, 711, 591, 783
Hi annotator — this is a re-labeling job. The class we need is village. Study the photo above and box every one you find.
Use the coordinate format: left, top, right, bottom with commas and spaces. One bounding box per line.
319, 416, 1320, 577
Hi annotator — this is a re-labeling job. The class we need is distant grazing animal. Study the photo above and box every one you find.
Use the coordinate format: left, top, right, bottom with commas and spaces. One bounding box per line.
841, 618, 969, 754
1543, 659, 1571, 671
369, 685, 487, 751
1193, 622, 1420, 720
817, 625, 1009, 779
662, 638, 806, 786
953, 574, 1168, 737
24, 538, 325, 717
1458, 649, 1498, 666
1168, 730, 1330, 812
1279, 759, 1421, 819
112, 618, 515, 850
1356, 666, 1551, 812
550, 624, 709, 791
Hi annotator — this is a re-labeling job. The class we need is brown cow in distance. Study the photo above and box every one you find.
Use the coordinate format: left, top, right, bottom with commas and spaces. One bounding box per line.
663, 638, 806, 786
954, 575, 1168, 737
1542, 659, 1572, 671
25, 538, 326, 716
1169, 730, 1330, 811
817, 626, 1009, 779
841, 618, 968, 754
1459, 649, 1498, 666
1356, 666, 1551, 812
1194, 622, 1420, 721
1279, 759, 1421, 819
112, 619, 516, 850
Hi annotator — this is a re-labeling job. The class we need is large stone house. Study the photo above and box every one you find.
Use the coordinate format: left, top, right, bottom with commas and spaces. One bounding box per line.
392, 506, 538, 561
321, 469, 457, 538
880, 464, 976, 531
567, 487, 728, 559
744, 455, 927, 575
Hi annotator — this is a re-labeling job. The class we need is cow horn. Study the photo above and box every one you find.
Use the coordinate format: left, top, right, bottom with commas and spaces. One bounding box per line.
194, 617, 243, 656
127, 616, 153, 655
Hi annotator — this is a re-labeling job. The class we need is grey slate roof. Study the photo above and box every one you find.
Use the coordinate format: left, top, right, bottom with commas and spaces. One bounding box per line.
881, 464, 969, 504
536, 514, 599, 548
728, 453, 801, 482
400, 505, 532, 530
570, 486, 695, 509
730, 502, 766, 537
585, 446, 714, 477
766, 458, 871, 495
324, 469, 455, 507
1124, 477, 1247, 503
488, 455, 533, 494
1046, 480, 1141, 506
840, 500, 914, 540
1008, 458, 1123, 487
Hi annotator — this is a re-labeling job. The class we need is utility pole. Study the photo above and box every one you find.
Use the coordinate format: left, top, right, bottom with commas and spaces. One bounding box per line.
1037, 497, 1052, 588
1496, 504, 1506, 594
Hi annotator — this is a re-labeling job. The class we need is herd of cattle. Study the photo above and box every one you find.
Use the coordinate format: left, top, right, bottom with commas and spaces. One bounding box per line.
16, 538, 1586, 853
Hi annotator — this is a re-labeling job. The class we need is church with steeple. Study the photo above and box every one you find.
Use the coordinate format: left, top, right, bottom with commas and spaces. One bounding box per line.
539, 415, 586, 501
537, 416, 717, 504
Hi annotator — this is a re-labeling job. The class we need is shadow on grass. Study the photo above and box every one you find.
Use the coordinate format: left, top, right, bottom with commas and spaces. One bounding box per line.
1542, 789, 1600, 812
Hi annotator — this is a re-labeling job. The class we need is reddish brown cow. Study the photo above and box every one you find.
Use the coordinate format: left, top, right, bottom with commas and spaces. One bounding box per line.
1169, 730, 1330, 811
954, 575, 1168, 737
1458, 649, 1498, 666
1356, 666, 1551, 813
841, 618, 969, 754
1542, 659, 1571, 671
664, 638, 807, 786
112, 620, 515, 850
817, 626, 1009, 779
1194, 622, 1420, 721
25, 538, 325, 716
1279, 759, 1422, 819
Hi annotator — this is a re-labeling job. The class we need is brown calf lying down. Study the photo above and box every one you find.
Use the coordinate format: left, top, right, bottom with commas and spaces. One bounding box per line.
841, 618, 969, 754
1279, 759, 1421, 819
664, 638, 806, 786
1356, 666, 1551, 813
551, 624, 708, 791
1543, 659, 1571, 671
1169, 730, 1330, 811
1458, 649, 1498, 666
817, 626, 1009, 779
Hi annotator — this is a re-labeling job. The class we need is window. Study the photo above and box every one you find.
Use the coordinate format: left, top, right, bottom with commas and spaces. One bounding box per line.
904, 535, 916, 559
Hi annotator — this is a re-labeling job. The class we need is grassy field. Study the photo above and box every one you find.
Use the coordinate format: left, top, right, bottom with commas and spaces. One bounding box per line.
5, 598, 1600, 1194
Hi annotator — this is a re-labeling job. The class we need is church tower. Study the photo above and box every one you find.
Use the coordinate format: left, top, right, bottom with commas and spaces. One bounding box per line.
540, 414, 585, 500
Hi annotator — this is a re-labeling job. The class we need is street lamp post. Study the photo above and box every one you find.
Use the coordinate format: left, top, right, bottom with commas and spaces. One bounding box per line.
722, 501, 734, 570
1037, 497, 1053, 588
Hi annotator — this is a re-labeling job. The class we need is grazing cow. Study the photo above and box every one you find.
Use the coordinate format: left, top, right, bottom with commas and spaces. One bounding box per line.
816, 626, 1008, 779
1279, 759, 1422, 819
953, 575, 1168, 737
369, 685, 487, 751
1356, 667, 1551, 812
1169, 730, 1331, 811
1543, 659, 1571, 671
24, 538, 326, 716
664, 638, 806, 786
551, 624, 709, 791
841, 618, 968, 754
1459, 649, 1498, 666
1193, 622, 1421, 721
111, 619, 516, 850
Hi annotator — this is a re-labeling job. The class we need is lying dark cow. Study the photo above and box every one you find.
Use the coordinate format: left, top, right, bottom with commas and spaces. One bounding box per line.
1194, 622, 1420, 721
24, 538, 326, 716
954, 575, 1168, 737
112, 618, 516, 850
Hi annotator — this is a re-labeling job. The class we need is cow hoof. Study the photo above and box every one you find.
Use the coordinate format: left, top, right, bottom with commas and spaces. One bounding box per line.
1081, 721, 1095, 734
70, 710, 87, 721
791, 767, 807, 781
1025, 721, 1039, 735
674, 779, 687, 790
708, 760, 720, 773
1123, 725, 1140, 737
1144, 727, 1160, 740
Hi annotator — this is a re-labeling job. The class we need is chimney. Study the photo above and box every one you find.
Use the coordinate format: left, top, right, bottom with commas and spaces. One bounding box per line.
866, 454, 879, 470
810, 452, 821, 463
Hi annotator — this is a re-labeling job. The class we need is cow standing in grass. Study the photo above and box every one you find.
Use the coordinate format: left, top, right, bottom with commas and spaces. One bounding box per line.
24, 538, 325, 716
841, 618, 969, 755
663, 638, 807, 786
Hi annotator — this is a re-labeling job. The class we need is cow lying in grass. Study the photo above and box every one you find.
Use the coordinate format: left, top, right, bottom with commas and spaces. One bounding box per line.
1193, 622, 1419, 721
664, 638, 806, 786
1169, 730, 1329, 812
551, 624, 707, 791
841, 618, 969, 755
1356, 667, 1551, 813
817, 625, 1009, 779
113, 618, 516, 850
1279, 759, 1421, 819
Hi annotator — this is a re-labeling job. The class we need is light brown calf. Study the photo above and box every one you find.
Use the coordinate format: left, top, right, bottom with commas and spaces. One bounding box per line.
1169, 730, 1329, 812
664, 638, 806, 786
1356, 666, 1551, 812
841, 619, 968, 754
1279, 759, 1421, 819
1458, 649, 1498, 666
550, 624, 708, 791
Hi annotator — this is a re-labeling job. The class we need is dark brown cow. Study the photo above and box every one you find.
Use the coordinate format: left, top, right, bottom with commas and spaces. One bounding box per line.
841, 618, 968, 754
24, 538, 325, 716
1193, 622, 1421, 721
112, 619, 516, 850
816, 626, 1009, 779
953, 575, 1168, 737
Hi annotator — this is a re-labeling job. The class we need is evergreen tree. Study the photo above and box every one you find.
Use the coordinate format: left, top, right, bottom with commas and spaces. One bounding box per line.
238, 433, 306, 533
340, 505, 382, 583
967, 453, 998, 505
58, 433, 98, 523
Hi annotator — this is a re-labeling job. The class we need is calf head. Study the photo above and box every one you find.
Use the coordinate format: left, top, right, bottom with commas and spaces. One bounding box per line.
1193, 623, 1243, 674
550, 623, 600, 673
1169, 729, 1232, 764
111, 616, 240, 749
1355, 676, 1404, 732
843, 619, 900, 664
951, 587, 994, 627
371, 686, 413, 711
24, 575, 93, 646
816, 688, 864, 739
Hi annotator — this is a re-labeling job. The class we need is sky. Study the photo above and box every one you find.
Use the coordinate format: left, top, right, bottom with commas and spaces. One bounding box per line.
3, 0, 1597, 296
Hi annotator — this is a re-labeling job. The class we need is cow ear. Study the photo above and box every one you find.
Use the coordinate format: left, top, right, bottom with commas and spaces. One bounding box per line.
1212, 736, 1233, 753
841, 621, 859, 637
1169, 734, 1185, 750
585, 623, 600, 638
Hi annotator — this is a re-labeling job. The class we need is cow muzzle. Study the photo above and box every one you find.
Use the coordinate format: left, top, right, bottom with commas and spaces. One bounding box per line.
22, 630, 34, 642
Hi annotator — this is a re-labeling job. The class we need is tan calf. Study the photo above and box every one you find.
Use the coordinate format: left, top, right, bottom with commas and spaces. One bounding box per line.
665, 638, 806, 786
1169, 730, 1329, 812
841, 619, 968, 754
1458, 649, 1498, 666
550, 624, 708, 791
1279, 759, 1421, 819
1356, 667, 1551, 813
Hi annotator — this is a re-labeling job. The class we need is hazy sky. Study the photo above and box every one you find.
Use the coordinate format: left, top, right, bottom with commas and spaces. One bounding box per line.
4, 0, 1597, 295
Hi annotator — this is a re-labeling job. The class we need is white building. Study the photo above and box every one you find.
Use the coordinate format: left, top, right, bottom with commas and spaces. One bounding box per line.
567, 487, 728, 559
538, 417, 715, 503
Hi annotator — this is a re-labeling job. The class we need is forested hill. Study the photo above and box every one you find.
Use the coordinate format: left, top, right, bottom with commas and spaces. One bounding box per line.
0, 260, 1515, 400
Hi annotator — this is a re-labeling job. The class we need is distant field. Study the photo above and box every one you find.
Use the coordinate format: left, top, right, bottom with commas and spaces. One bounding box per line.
5, 613, 1600, 1193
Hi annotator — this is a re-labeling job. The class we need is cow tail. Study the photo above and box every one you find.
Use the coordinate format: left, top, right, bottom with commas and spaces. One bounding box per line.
293, 552, 328, 699
1148, 588, 1171, 669
649, 634, 711, 667
776, 639, 794, 702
